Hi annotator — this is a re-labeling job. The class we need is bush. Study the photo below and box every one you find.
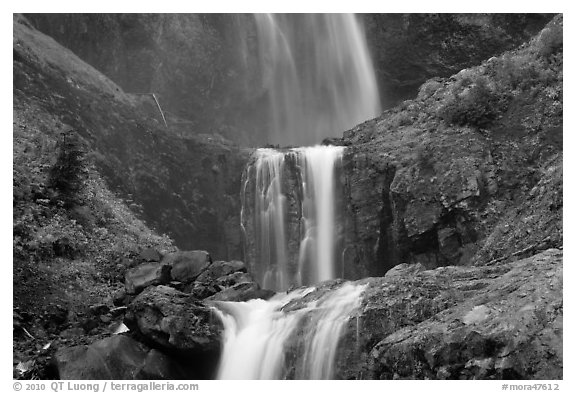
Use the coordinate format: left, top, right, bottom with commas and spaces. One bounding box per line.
48, 131, 88, 207
439, 77, 508, 129
534, 23, 562, 59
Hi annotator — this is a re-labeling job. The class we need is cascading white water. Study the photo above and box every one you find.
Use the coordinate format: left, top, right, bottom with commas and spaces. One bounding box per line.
213, 282, 366, 380
296, 146, 344, 285
254, 14, 380, 146
253, 149, 290, 291
218, 13, 380, 380
249, 146, 344, 291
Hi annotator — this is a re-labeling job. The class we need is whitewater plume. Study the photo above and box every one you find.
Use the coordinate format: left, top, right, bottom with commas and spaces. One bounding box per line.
213, 282, 366, 379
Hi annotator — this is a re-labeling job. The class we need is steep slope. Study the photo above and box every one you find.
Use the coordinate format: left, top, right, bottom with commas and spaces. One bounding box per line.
14, 15, 250, 260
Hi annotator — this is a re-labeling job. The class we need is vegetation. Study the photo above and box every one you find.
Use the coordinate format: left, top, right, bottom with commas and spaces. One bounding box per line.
439, 76, 508, 129
438, 16, 562, 131
13, 116, 175, 317
48, 131, 88, 207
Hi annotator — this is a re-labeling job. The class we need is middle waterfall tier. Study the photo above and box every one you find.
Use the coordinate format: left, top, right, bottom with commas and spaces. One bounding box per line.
241, 145, 345, 291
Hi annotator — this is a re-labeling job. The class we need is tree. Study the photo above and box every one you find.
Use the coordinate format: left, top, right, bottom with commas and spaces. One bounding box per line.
48, 131, 88, 207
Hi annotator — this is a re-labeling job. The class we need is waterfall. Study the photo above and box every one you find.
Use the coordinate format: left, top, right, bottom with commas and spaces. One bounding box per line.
217, 13, 379, 380
253, 149, 290, 291
295, 146, 344, 285
213, 282, 366, 379
246, 145, 344, 291
254, 14, 380, 146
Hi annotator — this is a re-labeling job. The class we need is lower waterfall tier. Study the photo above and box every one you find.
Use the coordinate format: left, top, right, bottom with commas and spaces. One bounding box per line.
213, 281, 366, 379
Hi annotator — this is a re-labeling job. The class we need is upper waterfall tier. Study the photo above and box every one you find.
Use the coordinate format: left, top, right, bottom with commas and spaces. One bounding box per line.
253, 14, 381, 146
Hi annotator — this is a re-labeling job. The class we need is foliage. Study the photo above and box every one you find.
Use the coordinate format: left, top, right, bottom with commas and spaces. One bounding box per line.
48, 131, 88, 207
439, 76, 508, 129
13, 116, 175, 317
533, 22, 563, 59
438, 16, 562, 131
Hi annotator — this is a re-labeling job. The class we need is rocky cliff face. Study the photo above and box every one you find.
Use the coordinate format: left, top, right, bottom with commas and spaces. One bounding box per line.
339, 15, 562, 275
14, 15, 249, 259
238, 15, 562, 280
363, 13, 554, 107
340, 248, 562, 380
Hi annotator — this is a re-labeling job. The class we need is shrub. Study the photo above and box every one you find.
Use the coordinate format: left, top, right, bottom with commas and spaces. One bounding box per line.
534, 23, 563, 59
439, 77, 508, 129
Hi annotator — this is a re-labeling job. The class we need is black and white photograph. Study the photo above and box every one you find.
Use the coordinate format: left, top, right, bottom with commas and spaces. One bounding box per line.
11, 4, 564, 388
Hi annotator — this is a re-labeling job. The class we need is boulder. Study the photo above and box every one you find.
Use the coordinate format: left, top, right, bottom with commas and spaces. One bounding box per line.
206, 282, 275, 302
162, 250, 212, 283
196, 260, 247, 284
53, 335, 191, 380
137, 247, 162, 262
125, 262, 171, 295
185, 260, 251, 300
384, 263, 426, 279
214, 271, 254, 288
124, 285, 221, 356
183, 282, 220, 300
136, 349, 193, 380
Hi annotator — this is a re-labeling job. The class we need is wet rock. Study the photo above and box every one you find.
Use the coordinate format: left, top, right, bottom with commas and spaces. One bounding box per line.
53, 335, 191, 380
124, 285, 221, 357
125, 262, 171, 295
196, 260, 247, 284
206, 282, 275, 302
322, 137, 351, 146
185, 282, 220, 299
162, 250, 212, 284
214, 271, 254, 288
136, 349, 192, 380
384, 263, 427, 279
331, 249, 562, 380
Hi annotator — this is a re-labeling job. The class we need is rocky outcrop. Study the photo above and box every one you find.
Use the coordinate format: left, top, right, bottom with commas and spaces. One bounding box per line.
125, 263, 171, 295
363, 14, 554, 107
162, 250, 212, 283
124, 285, 221, 357
366, 249, 562, 379
339, 15, 562, 275
53, 335, 194, 379
324, 249, 561, 379
206, 282, 275, 302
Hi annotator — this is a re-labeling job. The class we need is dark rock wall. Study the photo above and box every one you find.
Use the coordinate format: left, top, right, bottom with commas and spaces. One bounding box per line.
340, 15, 562, 274
362, 13, 555, 107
